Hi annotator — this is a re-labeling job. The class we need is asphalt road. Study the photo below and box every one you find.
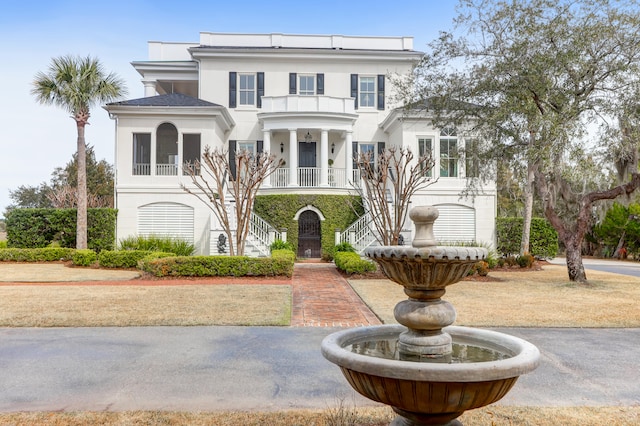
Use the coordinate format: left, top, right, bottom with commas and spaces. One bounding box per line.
1, 326, 638, 412
550, 257, 640, 278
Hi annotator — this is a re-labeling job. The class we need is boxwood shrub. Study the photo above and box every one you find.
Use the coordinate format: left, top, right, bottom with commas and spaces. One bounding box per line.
98, 250, 173, 269
334, 251, 376, 274
140, 249, 295, 278
72, 249, 98, 267
0, 247, 75, 262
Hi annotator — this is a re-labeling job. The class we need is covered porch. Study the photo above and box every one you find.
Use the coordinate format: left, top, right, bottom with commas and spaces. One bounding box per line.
258, 95, 359, 189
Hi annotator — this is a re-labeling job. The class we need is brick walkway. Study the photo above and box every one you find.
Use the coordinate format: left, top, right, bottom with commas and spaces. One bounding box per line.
290, 263, 381, 327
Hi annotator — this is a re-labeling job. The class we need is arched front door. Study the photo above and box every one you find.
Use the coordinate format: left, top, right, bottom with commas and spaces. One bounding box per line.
298, 210, 321, 258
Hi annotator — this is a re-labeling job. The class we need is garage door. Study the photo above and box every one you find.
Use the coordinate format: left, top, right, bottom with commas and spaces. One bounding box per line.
137, 202, 194, 243
432, 204, 475, 243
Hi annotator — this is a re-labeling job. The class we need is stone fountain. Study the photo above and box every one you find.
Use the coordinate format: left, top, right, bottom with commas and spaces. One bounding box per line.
322, 206, 540, 425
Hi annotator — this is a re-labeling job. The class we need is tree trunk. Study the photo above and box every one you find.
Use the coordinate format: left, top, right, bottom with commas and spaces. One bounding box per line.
76, 123, 88, 249
565, 238, 587, 282
520, 160, 535, 255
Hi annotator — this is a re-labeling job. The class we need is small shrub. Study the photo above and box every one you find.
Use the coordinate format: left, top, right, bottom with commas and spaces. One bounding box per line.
72, 249, 98, 267
333, 242, 356, 253
269, 239, 294, 253
118, 235, 195, 256
98, 250, 163, 268
334, 251, 376, 274
516, 253, 535, 268
475, 261, 490, 276
497, 257, 506, 268
0, 241, 7, 249
504, 256, 518, 267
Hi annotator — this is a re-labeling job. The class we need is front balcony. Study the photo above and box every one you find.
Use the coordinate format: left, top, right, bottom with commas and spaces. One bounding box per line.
269, 167, 360, 189
260, 95, 356, 115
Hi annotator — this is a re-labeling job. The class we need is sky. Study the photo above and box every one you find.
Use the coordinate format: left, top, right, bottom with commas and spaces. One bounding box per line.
0, 0, 459, 217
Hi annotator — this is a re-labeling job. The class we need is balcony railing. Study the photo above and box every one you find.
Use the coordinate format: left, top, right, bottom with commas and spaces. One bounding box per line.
156, 163, 178, 176
133, 163, 151, 176
268, 168, 361, 188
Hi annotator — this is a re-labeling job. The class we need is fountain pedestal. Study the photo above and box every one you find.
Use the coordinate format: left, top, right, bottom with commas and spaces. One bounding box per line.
322, 206, 540, 426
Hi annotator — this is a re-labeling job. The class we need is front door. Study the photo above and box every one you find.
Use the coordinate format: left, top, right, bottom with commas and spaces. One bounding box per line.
298, 210, 321, 258
298, 142, 317, 167
298, 142, 317, 186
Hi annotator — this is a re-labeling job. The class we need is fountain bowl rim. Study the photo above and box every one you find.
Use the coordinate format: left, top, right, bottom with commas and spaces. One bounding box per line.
364, 245, 488, 261
321, 324, 540, 382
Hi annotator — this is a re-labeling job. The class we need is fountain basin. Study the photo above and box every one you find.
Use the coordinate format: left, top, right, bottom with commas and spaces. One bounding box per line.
322, 324, 540, 423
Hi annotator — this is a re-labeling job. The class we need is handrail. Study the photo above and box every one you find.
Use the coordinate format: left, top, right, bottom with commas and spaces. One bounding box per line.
248, 211, 281, 256
340, 212, 377, 254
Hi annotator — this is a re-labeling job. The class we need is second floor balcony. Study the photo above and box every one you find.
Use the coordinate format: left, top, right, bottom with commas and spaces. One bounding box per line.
259, 95, 356, 115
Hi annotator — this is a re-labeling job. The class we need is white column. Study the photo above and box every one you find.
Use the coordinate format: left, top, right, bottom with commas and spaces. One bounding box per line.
262, 129, 272, 188
319, 129, 329, 187
345, 130, 353, 185
142, 79, 157, 97
288, 129, 298, 187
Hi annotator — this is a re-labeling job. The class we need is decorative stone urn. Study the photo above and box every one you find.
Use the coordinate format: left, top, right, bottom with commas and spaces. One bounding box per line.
322, 206, 540, 426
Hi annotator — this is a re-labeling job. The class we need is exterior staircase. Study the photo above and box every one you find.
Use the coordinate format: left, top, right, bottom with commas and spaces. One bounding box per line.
210, 211, 281, 257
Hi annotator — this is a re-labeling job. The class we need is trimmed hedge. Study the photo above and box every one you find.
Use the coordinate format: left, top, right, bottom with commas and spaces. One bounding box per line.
0, 247, 75, 262
496, 217, 558, 259
334, 251, 376, 274
5, 208, 117, 252
139, 249, 295, 277
72, 249, 98, 267
98, 250, 174, 269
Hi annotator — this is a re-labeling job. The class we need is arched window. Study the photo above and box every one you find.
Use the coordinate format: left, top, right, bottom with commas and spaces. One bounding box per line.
156, 123, 178, 175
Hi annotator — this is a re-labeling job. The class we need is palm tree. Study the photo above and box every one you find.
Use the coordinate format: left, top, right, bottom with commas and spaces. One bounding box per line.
32, 55, 126, 249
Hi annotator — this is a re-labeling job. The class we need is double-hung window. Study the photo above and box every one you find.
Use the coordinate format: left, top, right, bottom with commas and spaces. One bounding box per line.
439, 127, 458, 177
299, 75, 315, 95
239, 74, 255, 106
351, 74, 385, 110
238, 141, 256, 155
359, 77, 376, 108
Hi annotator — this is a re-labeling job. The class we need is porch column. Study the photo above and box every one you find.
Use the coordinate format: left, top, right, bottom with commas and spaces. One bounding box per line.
288, 129, 299, 187
262, 129, 271, 187
142, 79, 157, 97
319, 129, 329, 187
345, 130, 353, 185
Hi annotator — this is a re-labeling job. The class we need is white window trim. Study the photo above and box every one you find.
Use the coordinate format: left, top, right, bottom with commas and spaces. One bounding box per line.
359, 76, 376, 109
438, 128, 459, 178
238, 73, 256, 107
298, 74, 315, 96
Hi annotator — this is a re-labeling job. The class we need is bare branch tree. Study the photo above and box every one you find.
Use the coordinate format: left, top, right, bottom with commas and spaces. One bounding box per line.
182, 146, 282, 256
353, 146, 435, 245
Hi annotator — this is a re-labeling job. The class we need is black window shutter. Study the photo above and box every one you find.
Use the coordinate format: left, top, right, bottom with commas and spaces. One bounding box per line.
317, 73, 324, 95
377, 75, 385, 110
229, 140, 237, 180
289, 73, 297, 94
350, 74, 358, 109
377, 141, 385, 155
257, 140, 264, 153
352, 141, 358, 169
257, 72, 264, 108
229, 72, 237, 108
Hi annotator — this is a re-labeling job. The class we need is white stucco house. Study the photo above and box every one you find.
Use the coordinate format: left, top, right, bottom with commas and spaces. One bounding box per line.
104, 32, 496, 257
